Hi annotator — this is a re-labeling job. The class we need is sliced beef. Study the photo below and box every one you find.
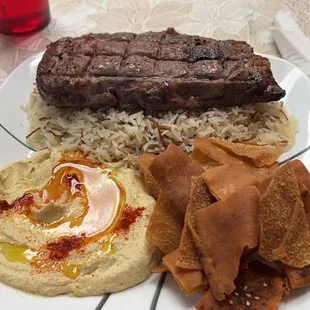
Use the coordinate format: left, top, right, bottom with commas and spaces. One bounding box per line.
36, 28, 285, 111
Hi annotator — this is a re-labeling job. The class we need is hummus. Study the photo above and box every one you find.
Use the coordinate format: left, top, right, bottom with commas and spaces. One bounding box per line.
0, 149, 160, 296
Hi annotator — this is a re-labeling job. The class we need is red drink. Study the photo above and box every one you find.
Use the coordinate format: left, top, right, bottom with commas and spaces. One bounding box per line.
0, 0, 50, 34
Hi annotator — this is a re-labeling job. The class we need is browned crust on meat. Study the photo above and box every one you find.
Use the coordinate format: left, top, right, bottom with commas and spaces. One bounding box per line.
37, 28, 285, 111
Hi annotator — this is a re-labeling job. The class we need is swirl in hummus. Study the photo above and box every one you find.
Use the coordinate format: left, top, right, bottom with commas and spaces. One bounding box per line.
0, 149, 160, 296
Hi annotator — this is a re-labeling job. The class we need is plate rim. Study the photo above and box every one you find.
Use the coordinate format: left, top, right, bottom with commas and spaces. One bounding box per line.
1, 51, 310, 310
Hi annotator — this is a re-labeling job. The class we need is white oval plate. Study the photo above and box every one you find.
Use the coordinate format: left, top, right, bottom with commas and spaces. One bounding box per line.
0, 53, 310, 309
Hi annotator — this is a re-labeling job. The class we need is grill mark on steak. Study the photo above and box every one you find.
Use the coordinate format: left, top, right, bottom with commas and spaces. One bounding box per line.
36, 28, 285, 111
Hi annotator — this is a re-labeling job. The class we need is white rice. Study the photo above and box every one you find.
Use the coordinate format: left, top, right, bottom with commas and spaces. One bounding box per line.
23, 90, 298, 164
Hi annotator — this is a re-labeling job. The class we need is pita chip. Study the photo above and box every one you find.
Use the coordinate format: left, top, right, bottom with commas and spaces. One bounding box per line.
248, 164, 278, 183
176, 176, 213, 270
194, 186, 260, 301
146, 192, 184, 255
202, 162, 258, 201
295, 179, 310, 231
191, 148, 220, 170
187, 176, 216, 250
163, 249, 208, 296
193, 138, 277, 181
257, 175, 273, 195
177, 223, 201, 270
287, 160, 310, 227
193, 138, 239, 165
288, 159, 310, 191
150, 144, 204, 213
287, 160, 310, 225
152, 263, 169, 273
208, 137, 282, 167
281, 161, 310, 289
196, 262, 284, 310
259, 163, 310, 268
283, 264, 310, 290
137, 153, 160, 199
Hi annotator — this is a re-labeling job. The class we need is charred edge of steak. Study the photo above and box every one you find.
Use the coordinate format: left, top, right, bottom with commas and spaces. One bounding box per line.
36, 28, 286, 111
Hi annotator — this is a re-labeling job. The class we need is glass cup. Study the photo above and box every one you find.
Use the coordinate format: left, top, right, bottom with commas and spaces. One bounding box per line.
0, 0, 50, 34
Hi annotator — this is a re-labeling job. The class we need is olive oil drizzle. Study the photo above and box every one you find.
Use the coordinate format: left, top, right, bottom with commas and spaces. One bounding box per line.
0, 154, 126, 279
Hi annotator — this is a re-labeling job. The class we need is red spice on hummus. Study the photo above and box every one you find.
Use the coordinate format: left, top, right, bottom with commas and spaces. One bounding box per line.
114, 204, 145, 235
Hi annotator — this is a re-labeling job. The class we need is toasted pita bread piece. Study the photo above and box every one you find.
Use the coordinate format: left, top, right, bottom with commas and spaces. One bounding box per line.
193, 138, 238, 165
191, 149, 220, 170
208, 137, 282, 167
257, 175, 273, 195
149, 144, 204, 213
193, 138, 277, 182
258, 160, 310, 195
281, 161, 310, 289
176, 176, 213, 270
202, 162, 258, 201
195, 186, 260, 301
146, 192, 184, 254
286, 160, 310, 226
282, 161, 310, 288
177, 223, 201, 270
287, 160, 310, 227
137, 153, 160, 199
196, 262, 284, 310
152, 263, 169, 273
298, 182, 310, 227
259, 163, 310, 268
289, 160, 310, 191
283, 264, 310, 290
248, 164, 278, 182
163, 249, 208, 296
187, 176, 215, 250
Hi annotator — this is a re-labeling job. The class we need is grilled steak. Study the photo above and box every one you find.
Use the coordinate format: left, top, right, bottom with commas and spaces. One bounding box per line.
36, 28, 285, 111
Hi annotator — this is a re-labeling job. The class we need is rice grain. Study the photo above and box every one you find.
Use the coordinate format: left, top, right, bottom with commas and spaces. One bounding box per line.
24, 90, 298, 164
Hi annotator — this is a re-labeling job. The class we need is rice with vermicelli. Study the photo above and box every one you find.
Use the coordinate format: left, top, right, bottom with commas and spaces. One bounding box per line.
23, 90, 298, 164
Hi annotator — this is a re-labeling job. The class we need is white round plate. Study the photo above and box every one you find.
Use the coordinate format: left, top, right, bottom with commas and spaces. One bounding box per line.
0, 53, 310, 310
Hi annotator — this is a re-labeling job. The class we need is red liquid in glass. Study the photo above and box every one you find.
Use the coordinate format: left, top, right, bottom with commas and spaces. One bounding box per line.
0, 0, 50, 34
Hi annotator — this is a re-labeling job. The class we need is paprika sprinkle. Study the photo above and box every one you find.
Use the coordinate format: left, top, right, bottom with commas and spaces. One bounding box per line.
46, 236, 85, 261
114, 204, 145, 235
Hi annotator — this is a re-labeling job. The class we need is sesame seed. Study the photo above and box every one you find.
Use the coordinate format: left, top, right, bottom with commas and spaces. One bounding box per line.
243, 285, 248, 291
234, 292, 239, 296
254, 296, 260, 300
263, 282, 268, 287
246, 301, 251, 306
245, 293, 252, 298
229, 300, 234, 305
